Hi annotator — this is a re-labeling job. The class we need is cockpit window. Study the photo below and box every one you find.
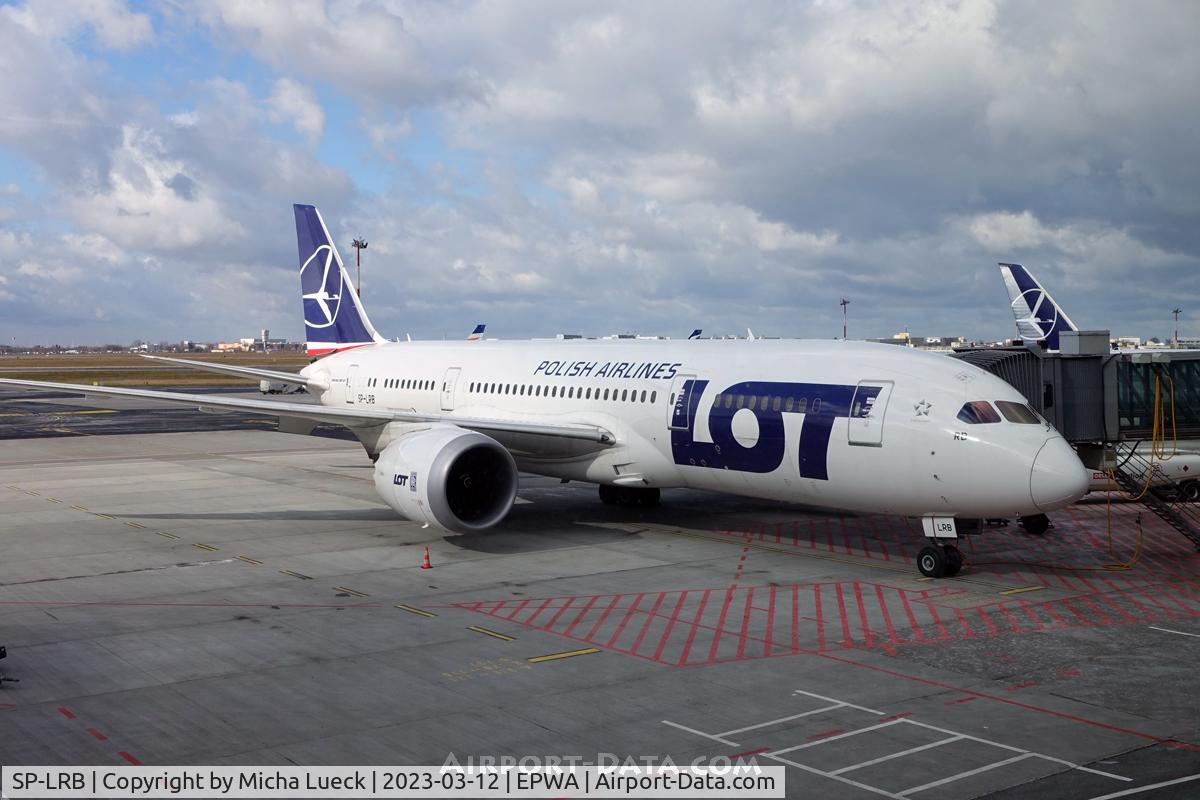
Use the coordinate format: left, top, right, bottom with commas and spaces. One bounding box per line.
996, 400, 1041, 424
957, 401, 1001, 424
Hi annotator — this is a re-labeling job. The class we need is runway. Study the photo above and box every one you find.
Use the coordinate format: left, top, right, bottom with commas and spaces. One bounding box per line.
1, 389, 1199, 798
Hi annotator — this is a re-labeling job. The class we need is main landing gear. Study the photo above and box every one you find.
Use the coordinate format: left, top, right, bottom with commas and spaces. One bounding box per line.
598, 484, 661, 507
916, 543, 963, 578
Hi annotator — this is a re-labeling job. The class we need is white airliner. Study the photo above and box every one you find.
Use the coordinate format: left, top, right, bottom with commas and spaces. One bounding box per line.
0, 206, 1090, 578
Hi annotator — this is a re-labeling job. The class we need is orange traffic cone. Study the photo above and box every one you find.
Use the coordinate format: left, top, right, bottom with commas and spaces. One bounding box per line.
420, 546, 432, 569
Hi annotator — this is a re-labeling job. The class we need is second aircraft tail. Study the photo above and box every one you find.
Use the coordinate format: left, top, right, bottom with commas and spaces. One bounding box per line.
998, 262, 1078, 351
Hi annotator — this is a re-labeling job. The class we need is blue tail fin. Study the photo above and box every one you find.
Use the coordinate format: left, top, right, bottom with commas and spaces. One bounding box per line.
467, 324, 486, 341
294, 204, 384, 356
998, 262, 1078, 351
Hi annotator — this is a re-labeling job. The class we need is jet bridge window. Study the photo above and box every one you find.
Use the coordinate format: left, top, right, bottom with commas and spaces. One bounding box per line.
957, 401, 1002, 424
995, 400, 1040, 424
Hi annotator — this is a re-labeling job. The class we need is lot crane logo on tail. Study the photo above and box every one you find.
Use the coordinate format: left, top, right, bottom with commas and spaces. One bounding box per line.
999, 262, 1078, 351
294, 204, 385, 356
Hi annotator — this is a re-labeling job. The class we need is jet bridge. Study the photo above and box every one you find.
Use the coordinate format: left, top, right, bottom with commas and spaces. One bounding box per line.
953, 331, 1200, 550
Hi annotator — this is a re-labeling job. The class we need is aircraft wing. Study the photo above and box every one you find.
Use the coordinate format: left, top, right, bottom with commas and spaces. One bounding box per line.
0, 378, 615, 445
140, 355, 320, 388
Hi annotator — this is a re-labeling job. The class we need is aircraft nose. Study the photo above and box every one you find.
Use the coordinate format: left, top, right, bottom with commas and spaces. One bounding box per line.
1030, 438, 1089, 511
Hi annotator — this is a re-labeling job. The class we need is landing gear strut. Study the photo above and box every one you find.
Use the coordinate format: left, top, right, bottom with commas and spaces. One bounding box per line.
916, 544, 963, 578
598, 484, 660, 507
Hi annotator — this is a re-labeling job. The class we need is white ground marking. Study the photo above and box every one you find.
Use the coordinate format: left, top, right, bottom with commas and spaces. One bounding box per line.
664, 685, 1133, 799
1148, 625, 1200, 638
1088, 773, 1200, 799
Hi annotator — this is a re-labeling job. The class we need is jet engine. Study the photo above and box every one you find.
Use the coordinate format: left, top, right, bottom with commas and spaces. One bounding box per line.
372, 426, 518, 533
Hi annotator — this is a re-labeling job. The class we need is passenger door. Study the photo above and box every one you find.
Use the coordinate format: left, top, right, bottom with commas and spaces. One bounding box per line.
441, 367, 461, 411
345, 364, 359, 404
847, 380, 893, 446
668, 374, 699, 431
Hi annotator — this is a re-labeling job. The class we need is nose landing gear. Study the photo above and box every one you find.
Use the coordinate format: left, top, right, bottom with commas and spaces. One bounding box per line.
916, 544, 963, 578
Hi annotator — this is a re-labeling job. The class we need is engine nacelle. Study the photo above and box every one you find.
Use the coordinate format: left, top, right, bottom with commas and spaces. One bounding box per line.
372, 426, 518, 533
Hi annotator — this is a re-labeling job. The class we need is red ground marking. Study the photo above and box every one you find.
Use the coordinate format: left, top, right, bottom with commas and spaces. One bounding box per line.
1006, 681, 1037, 691
898, 586, 926, 643
953, 608, 976, 638
807, 728, 846, 741
119, 752, 141, 765
653, 591, 689, 663
563, 595, 601, 638
0, 703, 16, 710
583, 595, 623, 642
1017, 599, 1044, 631
631, 592, 668, 657
819, 651, 1200, 754
502, 598, 531, 621
676, 590, 711, 666
734, 587, 755, 660
0, 600, 381, 609
730, 747, 770, 759
834, 584, 852, 647
1058, 668, 1082, 678
706, 588, 738, 663
880, 712, 913, 722
975, 606, 1000, 636
522, 596, 557, 627
875, 585, 899, 645
1077, 595, 1117, 626
762, 585, 776, 658
86, 728, 107, 741
853, 583, 875, 648
995, 604, 1024, 634
57, 707, 76, 720
811, 584, 823, 652
542, 596, 577, 631
945, 696, 978, 705
605, 592, 646, 649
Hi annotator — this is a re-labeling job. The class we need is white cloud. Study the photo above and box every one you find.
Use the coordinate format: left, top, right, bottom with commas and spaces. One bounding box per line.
266, 78, 325, 142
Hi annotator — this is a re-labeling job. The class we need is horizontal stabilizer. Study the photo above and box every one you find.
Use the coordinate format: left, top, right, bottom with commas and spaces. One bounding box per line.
140, 355, 324, 390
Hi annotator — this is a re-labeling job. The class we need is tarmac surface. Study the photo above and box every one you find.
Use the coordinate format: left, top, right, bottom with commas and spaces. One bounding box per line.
1, 387, 1199, 798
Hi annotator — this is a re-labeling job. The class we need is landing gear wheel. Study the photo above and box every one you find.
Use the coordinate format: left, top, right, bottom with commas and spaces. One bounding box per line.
1019, 513, 1050, 535
943, 545, 963, 577
599, 485, 660, 507
1180, 481, 1200, 503
917, 545, 947, 578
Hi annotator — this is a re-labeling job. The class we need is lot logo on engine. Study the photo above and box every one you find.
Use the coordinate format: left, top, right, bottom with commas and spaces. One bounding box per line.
393, 473, 408, 487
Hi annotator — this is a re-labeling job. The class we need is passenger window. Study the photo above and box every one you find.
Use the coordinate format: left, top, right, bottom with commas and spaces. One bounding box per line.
604, 389, 610, 400
995, 400, 1040, 424
957, 401, 1002, 424
640, 390, 647, 403
585, 388, 591, 399
772, 396, 782, 412
812, 398, 821, 414
651, 391, 657, 403
785, 397, 794, 412
747, 396, 757, 411
714, 393, 722, 407
724, 394, 733, 409
620, 389, 627, 401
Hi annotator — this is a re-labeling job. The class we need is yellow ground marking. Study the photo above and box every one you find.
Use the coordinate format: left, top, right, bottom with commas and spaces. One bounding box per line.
528, 647, 600, 663
468, 626, 515, 642
157, 531, 180, 540
191, 543, 219, 552
5, 485, 21, 490
999, 585, 1045, 596
45, 498, 62, 503
280, 570, 313, 580
394, 604, 437, 618
235, 555, 263, 565
25, 490, 39, 496
125, 521, 146, 529
60, 410, 117, 415
70, 505, 88, 511
92, 513, 114, 520
333, 586, 370, 598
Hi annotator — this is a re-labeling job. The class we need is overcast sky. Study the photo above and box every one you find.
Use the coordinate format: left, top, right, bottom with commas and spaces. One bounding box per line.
0, 0, 1197, 346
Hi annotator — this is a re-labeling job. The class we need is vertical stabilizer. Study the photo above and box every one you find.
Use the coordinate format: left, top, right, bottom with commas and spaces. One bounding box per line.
467, 324, 486, 341
294, 204, 385, 356
998, 262, 1078, 351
